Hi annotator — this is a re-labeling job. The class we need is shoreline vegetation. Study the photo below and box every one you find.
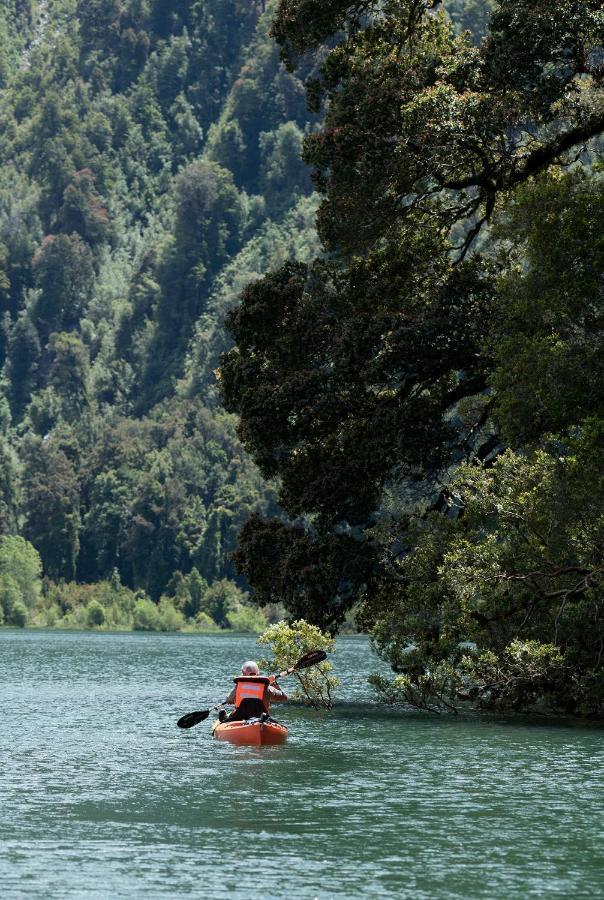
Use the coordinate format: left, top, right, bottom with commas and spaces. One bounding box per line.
0, 533, 360, 635
0, 533, 274, 633
219, 0, 604, 719
2, 578, 275, 634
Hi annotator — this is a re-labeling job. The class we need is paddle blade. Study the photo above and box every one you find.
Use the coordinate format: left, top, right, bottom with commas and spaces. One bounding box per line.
176, 709, 209, 729
293, 650, 327, 671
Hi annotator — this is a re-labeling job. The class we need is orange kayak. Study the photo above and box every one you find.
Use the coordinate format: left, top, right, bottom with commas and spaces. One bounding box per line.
212, 718, 288, 746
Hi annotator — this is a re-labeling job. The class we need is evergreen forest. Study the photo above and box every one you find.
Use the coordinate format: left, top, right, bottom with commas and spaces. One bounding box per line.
0, 0, 602, 716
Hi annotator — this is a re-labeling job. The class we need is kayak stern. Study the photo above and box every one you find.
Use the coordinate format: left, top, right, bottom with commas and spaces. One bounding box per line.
212, 718, 288, 746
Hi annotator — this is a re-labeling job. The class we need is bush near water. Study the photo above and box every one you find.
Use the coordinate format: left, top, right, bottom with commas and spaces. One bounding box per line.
258, 619, 339, 709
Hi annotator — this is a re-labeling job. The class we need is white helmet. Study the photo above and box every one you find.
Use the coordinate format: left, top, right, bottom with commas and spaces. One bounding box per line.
241, 660, 259, 675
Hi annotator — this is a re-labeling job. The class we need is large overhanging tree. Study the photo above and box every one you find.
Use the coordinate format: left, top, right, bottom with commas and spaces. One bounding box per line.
221, 1, 604, 711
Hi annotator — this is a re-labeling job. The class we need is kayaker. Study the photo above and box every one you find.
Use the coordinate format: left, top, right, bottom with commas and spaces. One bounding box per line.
218, 660, 287, 722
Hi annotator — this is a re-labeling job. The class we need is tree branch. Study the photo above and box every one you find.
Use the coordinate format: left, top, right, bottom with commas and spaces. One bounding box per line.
442, 114, 604, 195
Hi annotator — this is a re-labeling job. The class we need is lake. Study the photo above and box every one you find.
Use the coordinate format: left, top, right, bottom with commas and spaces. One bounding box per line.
0, 629, 603, 898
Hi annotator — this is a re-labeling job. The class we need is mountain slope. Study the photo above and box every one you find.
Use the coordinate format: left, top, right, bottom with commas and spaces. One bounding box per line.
0, 0, 317, 598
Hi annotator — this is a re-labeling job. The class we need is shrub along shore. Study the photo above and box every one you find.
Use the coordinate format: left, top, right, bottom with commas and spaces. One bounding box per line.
0, 534, 274, 633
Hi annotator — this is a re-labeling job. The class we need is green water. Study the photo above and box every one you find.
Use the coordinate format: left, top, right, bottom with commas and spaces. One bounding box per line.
1, 630, 603, 898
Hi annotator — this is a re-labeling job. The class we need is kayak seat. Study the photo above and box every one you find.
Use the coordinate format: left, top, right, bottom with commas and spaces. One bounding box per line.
224, 704, 281, 725
227, 697, 266, 721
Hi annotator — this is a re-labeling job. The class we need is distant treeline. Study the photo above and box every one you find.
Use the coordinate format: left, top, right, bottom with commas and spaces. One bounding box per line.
0, 533, 278, 632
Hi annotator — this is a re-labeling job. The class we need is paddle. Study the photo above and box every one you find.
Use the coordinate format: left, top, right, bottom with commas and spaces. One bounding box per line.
176, 649, 327, 729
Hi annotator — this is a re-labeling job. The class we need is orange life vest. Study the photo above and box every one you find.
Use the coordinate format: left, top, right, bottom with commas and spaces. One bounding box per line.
233, 676, 271, 714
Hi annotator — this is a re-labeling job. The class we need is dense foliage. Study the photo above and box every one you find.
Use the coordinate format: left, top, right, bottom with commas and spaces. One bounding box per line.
0, 0, 319, 625
222, 1, 604, 714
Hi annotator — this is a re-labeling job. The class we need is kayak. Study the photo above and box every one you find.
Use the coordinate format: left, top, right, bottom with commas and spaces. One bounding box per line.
212, 717, 288, 746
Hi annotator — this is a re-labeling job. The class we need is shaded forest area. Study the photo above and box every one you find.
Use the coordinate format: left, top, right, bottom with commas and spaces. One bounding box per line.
222, 0, 604, 715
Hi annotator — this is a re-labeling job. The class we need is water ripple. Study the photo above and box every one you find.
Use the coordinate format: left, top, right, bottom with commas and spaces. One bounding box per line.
0, 630, 603, 898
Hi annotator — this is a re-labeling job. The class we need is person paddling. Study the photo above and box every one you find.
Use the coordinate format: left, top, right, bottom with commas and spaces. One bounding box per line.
218, 660, 287, 722
176, 650, 326, 730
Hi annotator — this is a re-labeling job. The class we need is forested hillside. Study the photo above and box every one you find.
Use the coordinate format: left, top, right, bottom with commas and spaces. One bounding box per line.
0, 0, 323, 628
